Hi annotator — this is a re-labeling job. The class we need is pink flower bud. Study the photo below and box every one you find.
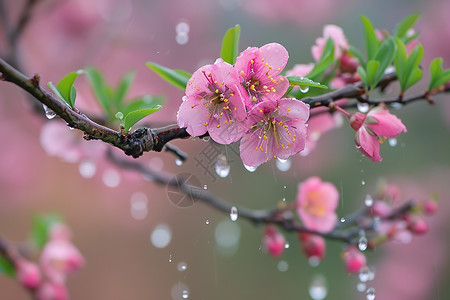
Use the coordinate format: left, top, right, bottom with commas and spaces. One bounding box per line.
423, 200, 437, 215
371, 200, 390, 217
16, 259, 42, 289
40, 240, 85, 284
349, 112, 366, 131
342, 246, 366, 274
298, 233, 326, 261
263, 226, 286, 258
36, 282, 69, 300
408, 218, 428, 235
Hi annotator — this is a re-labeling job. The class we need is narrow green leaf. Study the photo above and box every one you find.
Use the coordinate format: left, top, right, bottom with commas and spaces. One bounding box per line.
357, 65, 367, 86
286, 76, 328, 89
220, 25, 241, 64
366, 60, 380, 88
85, 67, 112, 115
48, 82, 65, 104
174, 69, 193, 78
56, 70, 83, 108
30, 214, 62, 250
146, 62, 190, 90
403, 44, 424, 90
348, 45, 366, 69
0, 257, 15, 278
123, 106, 162, 132
307, 38, 335, 80
122, 95, 165, 116
433, 70, 450, 90
394, 38, 408, 90
373, 38, 396, 87
394, 14, 420, 38
115, 71, 135, 106
405, 68, 423, 89
361, 16, 380, 60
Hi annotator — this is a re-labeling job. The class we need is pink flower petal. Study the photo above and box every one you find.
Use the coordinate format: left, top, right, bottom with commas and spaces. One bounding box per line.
356, 126, 382, 162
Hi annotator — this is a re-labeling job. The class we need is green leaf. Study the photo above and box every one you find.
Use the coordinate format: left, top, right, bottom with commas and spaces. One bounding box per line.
146, 62, 190, 90
122, 95, 165, 116
357, 65, 367, 86
394, 13, 420, 39
286, 76, 328, 89
405, 68, 423, 89
307, 38, 335, 80
361, 16, 380, 60
85, 67, 112, 115
372, 38, 396, 87
433, 70, 450, 90
348, 45, 366, 69
394, 38, 408, 89
220, 25, 241, 64
403, 43, 424, 90
123, 106, 162, 132
48, 81, 65, 104
366, 60, 380, 88
55, 70, 83, 108
115, 71, 135, 106
0, 257, 15, 278
174, 69, 193, 79
30, 214, 62, 250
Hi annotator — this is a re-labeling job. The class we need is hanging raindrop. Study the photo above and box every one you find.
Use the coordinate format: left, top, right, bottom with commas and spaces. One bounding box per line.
358, 236, 368, 251
244, 164, 257, 172
230, 206, 238, 222
359, 266, 371, 282
366, 287, 376, 300
364, 194, 373, 207
177, 262, 188, 272
175, 159, 183, 166
357, 102, 370, 113
182, 290, 189, 299
388, 138, 397, 147
309, 274, 328, 300
43, 104, 56, 119
203, 184, 208, 190
215, 154, 231, 178
276, 158, 291, 172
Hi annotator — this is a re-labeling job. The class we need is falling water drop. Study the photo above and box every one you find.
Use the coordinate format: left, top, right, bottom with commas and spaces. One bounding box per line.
215, 154, 231, 178
364, 194, 373, 207
175, 21, 190, 34
359, 267, 371, 282
309, 274, 328, 300
388, 138, 397, 147
244, 164, 257, 172
361, 180, 366, 186
277, 260, 289, 272
276, 158, 291, 172
357, 102, 370, 113
175, 159, 183, 166
182, 290, 189, 299
366, 287, 376, 300
203, 184, 208, 190
177, 262, 188, 272
230, 206, 238, 222
284, 242, 290, 249
357, 282, 366, 292
299, 85, 310, 93
43, 104, 56, 119
78, 159, 96, 178
168, 255, 172, 263
308, 256, 320, 267
358, 233, 368, 251
202, 136, 211, 142
340, 217, 346, 223
205, 219, 210, 225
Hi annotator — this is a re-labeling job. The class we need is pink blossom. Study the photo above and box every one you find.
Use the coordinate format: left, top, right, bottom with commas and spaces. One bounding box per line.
16, 259, 42, 289
312, 25, 349, 61
342, 246, 366, 274
177, 60, 247, 144
36, 282, 69, 300
371, 200, 391, 217
239, 98, 309, 167
296, 176, 339, 233
408, 217, 428, 235
286, 63, 314, 78
350, 105, 407, 162
235, 43, 289, 108
298, 233, 326, 261
263, 226, 286, 258
40, 239, 85, 284
423, 200, 438, 215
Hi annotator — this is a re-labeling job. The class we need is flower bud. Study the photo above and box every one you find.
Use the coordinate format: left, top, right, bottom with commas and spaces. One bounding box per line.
16, 259, 42, 289
371, 200, 390, 217
408, 217, 428, 235
36, 282, 69, 300
342, 246, 366, 274
263, 226, 285, 258
423, 200, 437, 215
349, 112, 366, 131
298, 233, 326, 261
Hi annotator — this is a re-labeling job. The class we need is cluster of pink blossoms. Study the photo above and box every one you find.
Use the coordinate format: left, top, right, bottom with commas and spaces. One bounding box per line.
15, 223, 85, 300
177, 43, 310, 167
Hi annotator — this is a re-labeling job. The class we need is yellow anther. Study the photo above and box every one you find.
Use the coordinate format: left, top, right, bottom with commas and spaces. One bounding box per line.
240, 70, 245, 75
217, 124, 221, 128
261, 58, 265, 62
251, 59, 254, 64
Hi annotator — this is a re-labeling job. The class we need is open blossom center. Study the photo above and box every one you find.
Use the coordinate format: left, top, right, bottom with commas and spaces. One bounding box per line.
302, 191, 327, 217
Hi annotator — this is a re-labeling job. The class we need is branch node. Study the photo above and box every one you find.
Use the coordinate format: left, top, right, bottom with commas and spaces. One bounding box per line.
30, 73, 40, 87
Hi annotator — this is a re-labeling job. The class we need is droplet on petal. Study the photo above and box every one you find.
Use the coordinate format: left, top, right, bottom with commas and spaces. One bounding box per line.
244, 164, 257, 172
299, 85, 310, 93
276, 158, 291, 172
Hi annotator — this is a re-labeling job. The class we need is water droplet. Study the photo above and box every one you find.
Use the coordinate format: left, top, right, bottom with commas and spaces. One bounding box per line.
68, 125, 75, 130
176, 33, 189, 45
203, 184, 208, 190
366, 287, 376, 300
169, 255, 172, 263
359, 266, 371, 282
150, 224, 172, 248
308, 256, 320, 267
182, 96, 188, 102
182, 290, 189, 299
130, 192, 148, 220
115, 111, 124, 120
78, 159, 96, 178
175, 159, 183, 166
102, 169, 121, 188
364, 194, 373, 207
282, 197, 286, 202
215, 154, 230, 178
284, 242, 290, 249
202, 136, 210, 142
299, 85, 310, 93
215, 220, 241, 256
277, 260, 289, 272
205, 219, 210, 225
276, 158, 291, 172
309, 274, 328, 300
244, 164, 257, 172
175, 21, 190, 34
388, 138, 397, 147
177, 262, 188, 272
357, 102, 370, 113
340, 217, 346, 223
283, 185, 287, 189
390, 102, 402, 110
357, 282, 366, 292
230, 206, 238, 222
170, 282, 189, 300
361, 180, 366, 186
43, 104, 56, 119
